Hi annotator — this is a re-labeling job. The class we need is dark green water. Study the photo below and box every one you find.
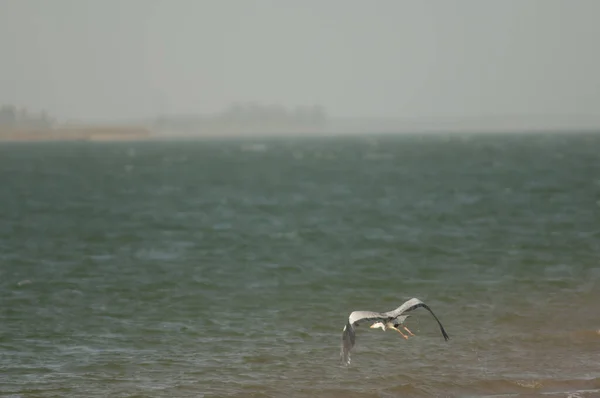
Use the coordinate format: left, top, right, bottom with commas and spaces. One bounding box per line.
1, 132, 600, 398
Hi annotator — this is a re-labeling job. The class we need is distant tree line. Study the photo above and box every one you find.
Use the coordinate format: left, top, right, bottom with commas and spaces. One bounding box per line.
0, 105, 55, 129
221, 103, 327, 125
155, 103, 327, 130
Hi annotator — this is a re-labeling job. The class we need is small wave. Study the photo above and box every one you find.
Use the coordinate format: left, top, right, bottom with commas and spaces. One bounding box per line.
450, 377, 600, 397
569, 329, 600, 341
240, 143, 268, 152
274, 378, 600, 398
363, 152, 393, 161
383, 382, 442, 397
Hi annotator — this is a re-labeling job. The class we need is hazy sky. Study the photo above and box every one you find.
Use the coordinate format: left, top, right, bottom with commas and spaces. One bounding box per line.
1, 0, 600, 122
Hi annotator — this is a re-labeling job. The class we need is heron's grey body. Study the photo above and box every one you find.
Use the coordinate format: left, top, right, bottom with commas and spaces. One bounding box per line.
340, 298, 450, 365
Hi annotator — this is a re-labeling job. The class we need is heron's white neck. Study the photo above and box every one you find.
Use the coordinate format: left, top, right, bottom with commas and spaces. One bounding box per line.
369, 322, 388, 331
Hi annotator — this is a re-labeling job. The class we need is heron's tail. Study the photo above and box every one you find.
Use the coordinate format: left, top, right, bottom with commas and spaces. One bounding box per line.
340, 321, 355, 366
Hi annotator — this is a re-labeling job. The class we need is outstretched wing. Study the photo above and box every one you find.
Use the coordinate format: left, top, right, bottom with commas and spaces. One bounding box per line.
340, 321, 356, 366
341, 311, 388, 366
385, 298, 450, 341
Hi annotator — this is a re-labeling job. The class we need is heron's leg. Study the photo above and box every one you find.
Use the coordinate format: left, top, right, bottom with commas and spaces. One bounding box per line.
392, 327, 409, 340
402, 325, 415, 336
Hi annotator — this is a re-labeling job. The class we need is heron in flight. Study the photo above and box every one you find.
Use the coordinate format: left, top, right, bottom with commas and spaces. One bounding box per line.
340, 297, 450, 365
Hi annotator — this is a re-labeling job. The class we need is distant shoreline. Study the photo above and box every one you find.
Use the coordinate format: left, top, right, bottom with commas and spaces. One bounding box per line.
1, 122, 599, 143
0, 126, 153, 142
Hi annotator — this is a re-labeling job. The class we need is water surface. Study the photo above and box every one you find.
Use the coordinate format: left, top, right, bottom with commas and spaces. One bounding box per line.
1, 132, 599, 397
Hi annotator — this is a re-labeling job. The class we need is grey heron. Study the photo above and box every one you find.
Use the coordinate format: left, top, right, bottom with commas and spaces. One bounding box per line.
340, 297, 450, 365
